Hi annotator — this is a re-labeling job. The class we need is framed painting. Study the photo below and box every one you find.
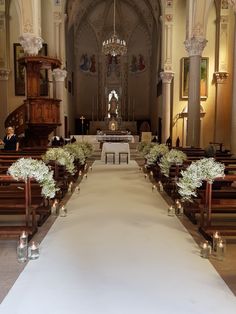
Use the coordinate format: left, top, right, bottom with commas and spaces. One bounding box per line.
14, 43, 48, 96
180, 57, 208, 100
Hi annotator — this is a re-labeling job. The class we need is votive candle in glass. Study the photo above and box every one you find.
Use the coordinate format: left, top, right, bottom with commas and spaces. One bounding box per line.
51, 199, 58, 215
168, 205, 175, 217
152, 185, 156, 191
28, 241, 40, 260
216, 239, 226, 261
17, 240, 28, 263
213, 231, 221, 252
20, 230, 28, 247
200, 241, 211, 259
60, 205, 67, 217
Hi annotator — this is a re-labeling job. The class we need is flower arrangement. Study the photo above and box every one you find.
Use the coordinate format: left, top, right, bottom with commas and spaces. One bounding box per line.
146, 144, 169, 165
42, 147, 75, 174
64, 144, 86, 165
79, 142, 93, 158
177, 158, 225, 202
137, 142, 155, 157
159, 149, 187, 177
8, 158, 57, 198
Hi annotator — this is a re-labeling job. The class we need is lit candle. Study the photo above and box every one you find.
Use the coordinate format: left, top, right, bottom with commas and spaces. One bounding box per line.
150, 171, 154, 177
144, 174, 147, 179
84, 174, 88, 179
68, 181, 73, 193
20, 230, 28, 247
60, 205, 67, 217
216, 239, 226, 261
17, 240, 28, 263
168, 205, 175, 217
213, 231, 220, 252
89, 166, 93, 171
158, 181, 164, 192
79, 170, 82, 176
84, 164, 88, 170
152, 185, 156, 191
28, 241, 40, 260
51, 199, 58, 215
200, 241, 211, 259
76, 186, 80, 193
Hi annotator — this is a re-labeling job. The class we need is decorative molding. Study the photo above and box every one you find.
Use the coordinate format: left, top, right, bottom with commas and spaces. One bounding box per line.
222, 0, 229, 9
227, 0, 236, 11
160, 71, 174, 84
184, 36, 207, 57
214, 71, 229, 84
165, 14, 173, 22
166, 0, 173, 8
23, 20, 33, 33
54, 12, 62, 24
53, 68, 67, 82
0, 68, 10, 80
19, 33, 43, 56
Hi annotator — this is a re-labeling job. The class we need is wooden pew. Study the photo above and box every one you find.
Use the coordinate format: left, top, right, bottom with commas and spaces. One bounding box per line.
0, 176, 37, 238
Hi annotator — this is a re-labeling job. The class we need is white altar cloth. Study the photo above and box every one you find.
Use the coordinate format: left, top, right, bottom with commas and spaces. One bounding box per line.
101, 142, 130, 163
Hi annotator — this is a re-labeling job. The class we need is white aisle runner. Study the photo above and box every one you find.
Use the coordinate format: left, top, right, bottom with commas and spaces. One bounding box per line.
1, 161, 236, 314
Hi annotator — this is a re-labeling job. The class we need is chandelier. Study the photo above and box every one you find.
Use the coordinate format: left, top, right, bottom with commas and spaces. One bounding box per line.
102, 0, 127, 56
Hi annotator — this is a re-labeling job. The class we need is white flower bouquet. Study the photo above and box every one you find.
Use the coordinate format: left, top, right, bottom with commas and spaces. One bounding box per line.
159, 149, 187, 177
64, 144, 86, 165
137, 142, 155, 157
146, 144, 169, 165
8, 158, 58, 198
42, 147, 75, 174
177, 158, 225, 201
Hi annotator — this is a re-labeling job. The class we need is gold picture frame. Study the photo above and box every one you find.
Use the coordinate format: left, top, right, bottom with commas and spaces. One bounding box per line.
14, 43, 48, 96
180, 57, 208, 100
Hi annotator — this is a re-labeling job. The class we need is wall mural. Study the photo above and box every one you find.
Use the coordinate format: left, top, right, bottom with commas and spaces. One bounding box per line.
79, 53, 96, 74
130, 54, 146, 73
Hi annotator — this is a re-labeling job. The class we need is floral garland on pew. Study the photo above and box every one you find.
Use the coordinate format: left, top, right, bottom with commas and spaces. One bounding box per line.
64, 142, 93, 165
42, 147, 75, 174
177, 158, 225, 202
146, 144, 169, 165
137, 142, 155, 157
159, 149, 187, 177
8, 158, 58, 199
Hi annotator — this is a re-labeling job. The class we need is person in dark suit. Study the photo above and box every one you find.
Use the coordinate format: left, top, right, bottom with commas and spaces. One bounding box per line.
0, 126, 19, 151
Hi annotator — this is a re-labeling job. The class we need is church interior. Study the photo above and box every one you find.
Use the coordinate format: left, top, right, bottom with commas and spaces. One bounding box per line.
1, 0, 236, 313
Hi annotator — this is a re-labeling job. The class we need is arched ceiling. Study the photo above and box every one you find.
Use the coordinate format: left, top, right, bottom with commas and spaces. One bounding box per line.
65, 0, 161, 45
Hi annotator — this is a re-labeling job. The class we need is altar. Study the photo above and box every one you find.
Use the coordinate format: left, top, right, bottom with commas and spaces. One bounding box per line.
89, 120, 137, 134
101, 142, 130, 164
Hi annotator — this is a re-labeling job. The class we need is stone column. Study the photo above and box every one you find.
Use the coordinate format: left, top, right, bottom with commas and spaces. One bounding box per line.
160, 71, 174, 143
53, 68, 67, 137
214, 72, 229, 142
184, 36, 207, 147
0, 68, 10, 136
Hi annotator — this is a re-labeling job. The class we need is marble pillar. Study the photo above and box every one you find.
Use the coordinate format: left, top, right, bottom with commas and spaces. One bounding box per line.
184, 36, 207, 147
53, 68, 67, 137
214, 72, 229, 143
0, 68, 10, 136
160, 71, 174, 143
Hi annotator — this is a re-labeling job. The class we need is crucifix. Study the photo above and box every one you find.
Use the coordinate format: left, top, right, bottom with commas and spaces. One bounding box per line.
80, 115, 85, 134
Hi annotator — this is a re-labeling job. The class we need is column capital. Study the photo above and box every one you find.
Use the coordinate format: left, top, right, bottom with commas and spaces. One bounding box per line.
19, 33, 43, 56
0, 68, 10, 81
160, 71, 174, 84
184, 36, 207, 57
214, 71, 229, 84
53, 68, 67, 82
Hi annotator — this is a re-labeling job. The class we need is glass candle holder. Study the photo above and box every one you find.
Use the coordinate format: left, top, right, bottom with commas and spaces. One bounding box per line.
175, 204, 184, 216
76, 186, 80, 194
51, 199, 59, 215
152, 184, 156, 191
89, 166, 93, 171
84, 174, 88, 179
158, 181, 164, 192
79, 170, 82, 176
68, 182, 73, 193
213, 231, 221, 252
84, 163, 88, 171
200, 241, 212, 259
168, 205, 175, 217
28, 241, 40, 260
17, 240, 28, 263
216, 239, 226, 261
60, 205, 67, 217
150, 171, 153, 177
20, 230, 28, 247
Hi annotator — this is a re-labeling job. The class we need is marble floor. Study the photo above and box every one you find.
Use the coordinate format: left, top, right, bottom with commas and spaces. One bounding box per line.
0, 160, 236, 314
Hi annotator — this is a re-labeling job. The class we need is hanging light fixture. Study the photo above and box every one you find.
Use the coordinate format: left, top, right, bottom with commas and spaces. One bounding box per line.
102, 0, 127, 56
